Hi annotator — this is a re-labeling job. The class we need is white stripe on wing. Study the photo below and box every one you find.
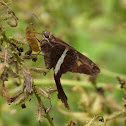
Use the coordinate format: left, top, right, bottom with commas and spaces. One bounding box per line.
54, 48, 68, 75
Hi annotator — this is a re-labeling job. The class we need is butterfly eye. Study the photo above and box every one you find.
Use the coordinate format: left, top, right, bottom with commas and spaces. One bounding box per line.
44, 34, 49, 38
43, 31, 50, 39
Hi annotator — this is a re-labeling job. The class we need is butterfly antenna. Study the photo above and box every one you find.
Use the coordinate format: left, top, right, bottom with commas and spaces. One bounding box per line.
32, 13, 48, 31
32, 13, 41, 22
32, 13, 44, 28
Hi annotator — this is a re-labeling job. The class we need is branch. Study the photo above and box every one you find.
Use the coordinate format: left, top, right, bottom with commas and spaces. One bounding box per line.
33, 84, 55, 126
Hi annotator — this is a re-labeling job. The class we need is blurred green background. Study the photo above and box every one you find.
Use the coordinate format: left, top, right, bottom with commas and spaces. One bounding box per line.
0, 0, 126, 126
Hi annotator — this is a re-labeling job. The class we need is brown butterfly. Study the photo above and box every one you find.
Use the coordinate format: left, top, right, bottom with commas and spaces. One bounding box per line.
38, 31, 100, 109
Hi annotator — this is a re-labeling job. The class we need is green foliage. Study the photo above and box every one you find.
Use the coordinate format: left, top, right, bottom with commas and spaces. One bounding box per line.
0, 0, 126, 126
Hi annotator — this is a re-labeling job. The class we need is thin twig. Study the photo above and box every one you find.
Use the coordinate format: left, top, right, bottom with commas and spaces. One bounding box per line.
33, 84, 55, 126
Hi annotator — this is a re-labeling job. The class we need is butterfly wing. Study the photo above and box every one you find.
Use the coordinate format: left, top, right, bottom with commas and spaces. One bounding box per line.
42, 34, 100, 109
69, 52, 100, 75
49, 35, 100, 76
49, 44, 77, 109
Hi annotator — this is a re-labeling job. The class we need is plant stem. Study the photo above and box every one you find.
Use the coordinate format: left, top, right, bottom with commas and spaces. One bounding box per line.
8, 78, 122, 92
104, 110, 126, 125
33, 84, 55, 126
101, 69, 126, 79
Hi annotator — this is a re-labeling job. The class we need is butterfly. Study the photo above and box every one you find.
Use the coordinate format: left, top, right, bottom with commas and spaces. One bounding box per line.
39, 31, 100, 109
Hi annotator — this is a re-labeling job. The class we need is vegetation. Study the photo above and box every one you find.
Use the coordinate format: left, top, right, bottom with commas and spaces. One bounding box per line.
0, 0, 126, 126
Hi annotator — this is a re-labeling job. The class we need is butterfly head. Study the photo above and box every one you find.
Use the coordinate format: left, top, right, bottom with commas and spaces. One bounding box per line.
43, 31, 51, 39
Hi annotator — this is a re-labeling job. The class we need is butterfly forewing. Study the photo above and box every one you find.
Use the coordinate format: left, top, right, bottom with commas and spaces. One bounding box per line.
72, 52, 100, 75
48, 35, 100, 76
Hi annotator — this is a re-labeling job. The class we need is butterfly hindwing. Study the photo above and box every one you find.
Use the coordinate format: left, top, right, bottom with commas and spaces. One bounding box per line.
69, 52, 100, 75
50, 44, 77, 75
48, 44, 77, 109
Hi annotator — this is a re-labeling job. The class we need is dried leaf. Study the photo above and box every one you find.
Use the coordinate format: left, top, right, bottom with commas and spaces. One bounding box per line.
37, 103, 42, 123
45, 87, 57, 94
23, 70, 33, 94
35, 86, 50, 99
29, 67, 49, 75
0, 1, 18, 27
2, 86, 11, 104
67, 120, 77, 126
7, 67, 18, 78
26, 23, 40, 52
